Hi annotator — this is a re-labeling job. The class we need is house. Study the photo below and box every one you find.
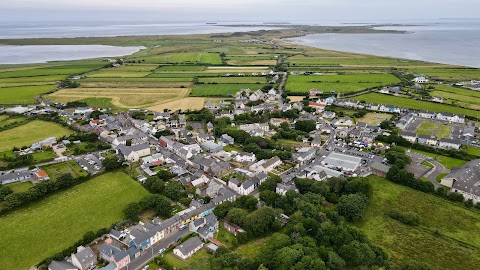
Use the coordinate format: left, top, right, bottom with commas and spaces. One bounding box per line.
142, 153, 164, 165
438, 138, 462, 150
431, 96, 444, 103
371, 163, 391, 178
0, 171, 32, 184
223, 220, 245, 236
334, 117, 353, 128
239, 123, 270, 133
322, 111, 336, 119
173, 236, 204, 260
235, 152, 256, 163
396, 113, 414, 130
116, 143, 151, 163
100, 243, 130, 269
418, 110, 435, 119
196, 133, 210, 144
31, 137, 57, 150
308, 101, 326, 111
249, 90, 265, 101
293, 147, 317, 165
218, 134, 234, 146
249, 156, 282, 173
48, 260, 78, 270
239, 180, 255, 195
413, 76, 429, 83
417, 135, 437, 146
71, 246, 97, 270
204, 101, 218, 110
200, 141, 223, 153
154, 112, 170, 121
276, 183, 298, 195
440, 159, 480, 203
399, 131, 417, 143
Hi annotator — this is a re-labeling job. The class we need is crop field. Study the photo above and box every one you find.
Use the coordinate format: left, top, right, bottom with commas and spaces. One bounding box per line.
352, 93, 479, 118
146, 97, 225, 112
134, 52, 222, 64
416, 120, 452, 139
0, 171, 149, 270
358, 176, 480, 270
86, 69, 153, 78
0, 120, 73, 152
48, 87, 191, 108
81, 77, 193, 82
357, 113, 391, 126
114, 64, 158, 72
78, 80, 191, 89
0, 85, 56, 104
0, 75, 65, 84
198, 77, 267, 84
287, 54, 439, 67
41, 160, 89, 180
285, 73, 400, 94
192, 83, 268, 96
156, 65, 206, 72
0, 64, 101, 78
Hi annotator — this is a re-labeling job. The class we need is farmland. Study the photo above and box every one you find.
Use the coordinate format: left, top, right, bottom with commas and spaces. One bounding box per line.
192, 83, 268, 96
285, 73, 400, 94
0, 120, 73, 152
352, 93, 479, 118
358, 176, 480, 270
0, 171, 149, 270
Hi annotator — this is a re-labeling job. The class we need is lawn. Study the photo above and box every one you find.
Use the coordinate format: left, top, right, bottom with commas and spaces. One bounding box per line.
435, 156, 467, 169
357, 112, 391, 126
352, 93, 479, 119
163, 249, 212, 270
357, 176, 480, 270
234, 237, 269, 260
192, 83, 267, 96
0, 171, 149, 270
41, 160, 89, 180
467, 146, 480, 157
285, 73, 400, 94
0, 120, 73, 152
416, 121, 452, 139
215, 221, 238, 248
3, 181, 33, 193
0, 85, 56, 104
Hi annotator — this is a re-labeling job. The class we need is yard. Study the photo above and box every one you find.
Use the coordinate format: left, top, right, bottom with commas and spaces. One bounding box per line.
357, 176, 480, 270
0, 120, 73, 152
3, 181, 33, 193
467, 146, 480, 157
163, 249, 212, 270
0, 171, 149, 270
415, 121, 453, 139
41, 160, 89, 180
215, 221, 238, 248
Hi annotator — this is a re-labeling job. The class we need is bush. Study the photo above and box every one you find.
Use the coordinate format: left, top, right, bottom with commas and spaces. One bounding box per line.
387, 209, 420, 226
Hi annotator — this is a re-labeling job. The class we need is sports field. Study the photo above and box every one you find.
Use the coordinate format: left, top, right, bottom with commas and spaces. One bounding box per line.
0, 171, 149, 270
0, 120, 73, 152
358, 176, 480, 270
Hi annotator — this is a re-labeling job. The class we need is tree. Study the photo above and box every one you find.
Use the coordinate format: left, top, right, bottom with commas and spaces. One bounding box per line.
154, 195, 173, 217
243, 207, 279, 236
0, 186, 13, 201
235, 195, 258, 211
124, 202, 141, 220
336, 193, 368, 222
157, 170, 175, 181
294, 120, 316, 133
90, 110, 102, 120
213, 201, 235, 218
259, 175, 282, 192
165, 181, 184, 201
4, 192, 26, 208
326, 251, 346, 270
226, 208, 249, 226
260, 190, 281, 207
103, 156, 124, 170
145, 177, 165, 194
337, 240, 375, 267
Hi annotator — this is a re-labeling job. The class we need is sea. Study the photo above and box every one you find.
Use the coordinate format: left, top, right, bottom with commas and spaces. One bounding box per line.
285, 19, 480, 68
1, 20, 480, 66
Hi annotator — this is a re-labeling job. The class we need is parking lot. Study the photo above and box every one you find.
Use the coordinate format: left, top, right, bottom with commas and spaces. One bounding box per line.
75, 154, 104, 174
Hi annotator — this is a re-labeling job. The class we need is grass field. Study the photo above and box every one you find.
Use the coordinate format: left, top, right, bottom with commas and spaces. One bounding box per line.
0, 120, 73, 152
156, 65, 206, 72
0, 65, 102, 78
357, 113, 391, 126
198, 77, 267, 84
47, 87, 191, 108
0, 171, 149, 270
408, 68, 480, 81
352, 93, 479, 118
164, 250, 212, 270
285, 73, 400, 94
467, 146, 480, 157
357, 176, 480, 270
192, 83, 267, 96
41, 160, 89, 180
416, 120, 452, 139
435, 156, 467, 169
0, 115, 28, 128
3, 181, 33, 193
0, 85, 55, 104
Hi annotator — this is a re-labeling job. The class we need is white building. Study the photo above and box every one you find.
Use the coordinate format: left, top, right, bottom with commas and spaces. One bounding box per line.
173, 237, 204, 260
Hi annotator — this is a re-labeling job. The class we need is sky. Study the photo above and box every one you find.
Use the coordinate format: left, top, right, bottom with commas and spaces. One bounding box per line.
1, 0, 479, 23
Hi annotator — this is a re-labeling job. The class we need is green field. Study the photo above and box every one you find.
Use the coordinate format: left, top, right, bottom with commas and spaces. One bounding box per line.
0, 171, 149, 270
41, 160, 89, 180
353, 93, 479, 118
435, 156, 467, 169
358, 176, 480, 270
416, 121, 452, 139
467, 146, 480, 157
0, 115, 28, 128
135, 52, 221, 64
0, 85, 55, 104
285, 73, 400, 94
0, 120, 73, 152
3, 181, 33, 193
157, 65, 206, 72
408, 68, 480, 81
164, 250, 212, 270
198, 77, 267, 84
0, 65, 101, 79
192, 83, 268, 96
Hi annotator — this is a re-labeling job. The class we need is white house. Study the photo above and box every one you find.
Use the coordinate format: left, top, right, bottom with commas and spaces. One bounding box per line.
399, 131, 417, 143
235, 152, 256, 163
173, 237, 204, 260
438, 138, 462, 150
116, 143, 151, 163
413, 76, 429, 83
249, 156, 282, 173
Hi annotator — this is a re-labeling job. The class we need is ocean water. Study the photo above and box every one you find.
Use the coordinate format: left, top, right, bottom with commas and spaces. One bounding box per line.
285, 19, 480, 68
0, 45, 145, 64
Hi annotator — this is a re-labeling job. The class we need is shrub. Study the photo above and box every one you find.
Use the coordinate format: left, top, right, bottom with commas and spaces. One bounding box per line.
387, 209, 420, 226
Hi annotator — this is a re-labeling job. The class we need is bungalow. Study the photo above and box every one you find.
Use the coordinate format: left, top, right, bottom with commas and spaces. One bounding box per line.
235, 152, 257, 163
0, 171, 32, 185
204, 101, 218, 110
413, 76, 429, 83
173, 236, 204, 260
308, 101, 326, 111
438, 138, 462, 150
116, 143, 151, 163
71, 246, 97, 270
239, 123, 270, 133
399, 131, 417, 143
270, 118, 288, 127
334, 117, 353, 128
154, 112, 170, 121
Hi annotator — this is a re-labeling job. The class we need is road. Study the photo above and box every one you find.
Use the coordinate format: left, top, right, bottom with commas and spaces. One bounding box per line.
126, 229, 190, 270
408, 152, 444, 188
277, 72, 287, 108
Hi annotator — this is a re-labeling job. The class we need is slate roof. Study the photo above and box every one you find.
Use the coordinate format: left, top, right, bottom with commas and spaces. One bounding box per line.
48, 260, 77, 270
175, 236, 203, 255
